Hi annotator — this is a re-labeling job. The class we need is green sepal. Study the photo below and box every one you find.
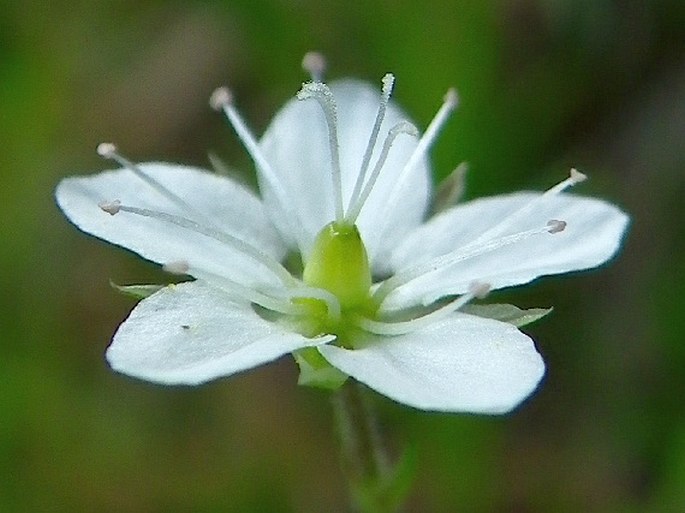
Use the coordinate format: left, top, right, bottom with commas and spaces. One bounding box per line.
294, 347, 348, 390
430, 161, 468, 214
461, 303, 553, 327
207, 152, 253, 187
110, 280, 165, 300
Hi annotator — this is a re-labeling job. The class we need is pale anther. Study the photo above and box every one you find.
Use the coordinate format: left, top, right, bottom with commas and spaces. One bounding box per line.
96, 142, 117, 159
469, 281, 491, 298
302, 51, 327, 82
570, 168, 588, 184
443, 87, 459, 109
210, 87, 233, 111
163, 260, 190, 275
547, 219, 567, 233
99, 200, 121, 215
545, 168, 589, 197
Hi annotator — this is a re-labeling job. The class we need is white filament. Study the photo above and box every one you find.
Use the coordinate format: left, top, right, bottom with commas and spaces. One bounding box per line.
96, 143, 214, 227
278, 286, 342, 321
106, 203, 296, 286
358, 282, 490, 335
374, 89, 459, 245
393, 88, 458, 194
472, 168, 587, 244
189, 269, 306, 316
210, 87, 308, 252
373, 221, 564, 306
191, 268, 341, 321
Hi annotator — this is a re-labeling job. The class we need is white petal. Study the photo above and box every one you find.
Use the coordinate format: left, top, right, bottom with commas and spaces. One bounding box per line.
259, 79, 430, 269
387, 192, 629, 309
106, 281, 333, 385
319, 313, 544, 414
56, 163, 286, 287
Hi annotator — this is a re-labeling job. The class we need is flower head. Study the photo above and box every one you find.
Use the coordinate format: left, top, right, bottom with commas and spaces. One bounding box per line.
56, 55, 629, 414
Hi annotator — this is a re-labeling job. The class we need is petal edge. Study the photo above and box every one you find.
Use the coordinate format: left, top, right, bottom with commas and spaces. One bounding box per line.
106, 281, 332, 385
319, 313, 545, 414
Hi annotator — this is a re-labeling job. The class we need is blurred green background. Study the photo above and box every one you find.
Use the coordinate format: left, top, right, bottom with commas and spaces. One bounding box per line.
1, 0, 684, 511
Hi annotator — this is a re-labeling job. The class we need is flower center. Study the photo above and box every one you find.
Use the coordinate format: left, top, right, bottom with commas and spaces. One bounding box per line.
95, 58, 574, 354
303, 221, 373, 311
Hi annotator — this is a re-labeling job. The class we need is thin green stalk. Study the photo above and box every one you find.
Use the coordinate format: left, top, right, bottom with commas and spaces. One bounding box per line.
332, 383, 413, 513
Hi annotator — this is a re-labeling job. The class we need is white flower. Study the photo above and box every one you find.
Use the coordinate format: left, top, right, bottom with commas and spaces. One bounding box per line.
55, 58, 629, 414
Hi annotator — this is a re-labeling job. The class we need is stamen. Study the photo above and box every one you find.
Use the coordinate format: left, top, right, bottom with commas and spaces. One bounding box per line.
209, 87, 233, 111
162, 260, 190, 275
345, 120, 419, 223
431, 162, 469, 214
548, 168, 587, 194
473, 168, 586, 244
105, 201, 296, 287
399, 88, 458, 186
190, 265, 341, 320
546, 219, 567, 234
98, 199, 121, 215
297, 82, 344, 222
469, 281, 492, 299
278, 286, 342, 321
189, 267, 308, 317
374, 88, 459, 244
347, 73, 395, 214
96, 142, 117, 159
210, 87, 308, 251
96, 143, 211, 225
358, 281, 491, 335
373, 220, 564, 306
301, 51, 327, 82
207, 152, 232, 177
209, 87, 279, 184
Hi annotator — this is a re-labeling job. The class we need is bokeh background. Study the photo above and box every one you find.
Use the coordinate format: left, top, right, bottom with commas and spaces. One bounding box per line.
1, 0, 684, 511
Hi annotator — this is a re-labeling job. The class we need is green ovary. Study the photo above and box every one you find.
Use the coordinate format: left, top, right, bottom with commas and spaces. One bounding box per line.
304, 222, 372, 308
299, 221, 377, 344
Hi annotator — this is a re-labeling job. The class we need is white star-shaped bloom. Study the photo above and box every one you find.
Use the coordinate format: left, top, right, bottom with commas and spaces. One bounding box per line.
55, 57, 629, 414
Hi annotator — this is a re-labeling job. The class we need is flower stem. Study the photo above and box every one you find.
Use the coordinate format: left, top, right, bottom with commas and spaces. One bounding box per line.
332, 382, 410, 513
